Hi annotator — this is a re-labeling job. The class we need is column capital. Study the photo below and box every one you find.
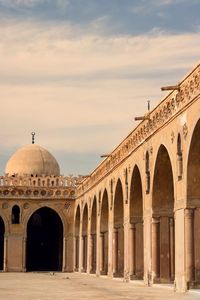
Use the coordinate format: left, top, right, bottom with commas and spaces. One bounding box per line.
129, 223, 136, 229
185, 208, 194, 219
151, 217, 160, 224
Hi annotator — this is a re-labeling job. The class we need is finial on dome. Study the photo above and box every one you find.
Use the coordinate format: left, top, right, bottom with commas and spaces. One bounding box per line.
31, 132, 36, 144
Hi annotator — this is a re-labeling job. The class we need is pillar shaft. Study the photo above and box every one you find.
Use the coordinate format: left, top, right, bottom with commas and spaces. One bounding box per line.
100, 233, 104, 273
129, 224, 136, 277
185, 209, 194, 284
113, 228, 118, 275
151, 218, 160, 281
78, 222, 83, 272
169, 218, 175, 281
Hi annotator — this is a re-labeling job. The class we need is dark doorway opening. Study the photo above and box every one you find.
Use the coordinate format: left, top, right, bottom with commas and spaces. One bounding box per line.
0, 217, 5, 270
26, 207, 63, 271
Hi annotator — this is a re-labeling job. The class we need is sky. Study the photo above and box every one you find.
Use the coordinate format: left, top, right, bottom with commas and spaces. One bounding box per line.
0, 0, 200, 175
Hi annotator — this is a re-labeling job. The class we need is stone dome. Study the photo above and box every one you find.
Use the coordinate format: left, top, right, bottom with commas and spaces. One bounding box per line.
5, 144, 60, 176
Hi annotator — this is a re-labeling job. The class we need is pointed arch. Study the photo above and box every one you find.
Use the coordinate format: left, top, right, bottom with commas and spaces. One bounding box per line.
113, 178, 124, 277
75, 205, 80, 271
90, 196, 97, 273
82, 203, 88, 272
152, 144, 175, 283
187, 118, 200, 284
26, 207, 63, 271
129, 165, 143, 279
100, 189, 109, 275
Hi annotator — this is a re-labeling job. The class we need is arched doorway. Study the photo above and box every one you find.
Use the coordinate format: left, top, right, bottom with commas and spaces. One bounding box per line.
130, 165, 143, 279
187, 119, 200, 286
113, 179, 124, 277
75, 206, 80, 271
90, 197, 97, 274
26, 207, 63, 271
82, 204, 88, 272
0, 217, 5, 270
152, 145, 175, 283
100, 190, 109, 275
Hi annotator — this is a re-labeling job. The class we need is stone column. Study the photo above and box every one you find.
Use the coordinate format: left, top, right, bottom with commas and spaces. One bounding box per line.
143, 215, 152, 286
78, 221, 83, 273
73, 236, 76, 271
90, 234, 95, 273
108, 207, 114, 278
169, 218, 175, 281
88, 234, 93, 273
174, 208, 187, 292
151, 218, 160, 282
87, 215, 92, 274
113, 228, 118, 276
92, 234, 97, 273
100, 233, 104, 273
3, 235, 7, 272
129, 223, 135, 278
96, 213, 101, 276
185, 209, 194, 285
89, 234, 93, 273
62, 235, 66, 272
123, 218, 130, 281
75, 237, 79, 270
83, 236, 87, 272
22, 236, 26, 272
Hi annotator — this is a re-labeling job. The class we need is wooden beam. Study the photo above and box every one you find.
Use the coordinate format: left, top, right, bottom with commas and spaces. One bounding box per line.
161, 85, 180, 91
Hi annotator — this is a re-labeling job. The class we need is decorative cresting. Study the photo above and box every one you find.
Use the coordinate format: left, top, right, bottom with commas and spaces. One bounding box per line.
77, 64, 200, 196
0, 175, 84, 199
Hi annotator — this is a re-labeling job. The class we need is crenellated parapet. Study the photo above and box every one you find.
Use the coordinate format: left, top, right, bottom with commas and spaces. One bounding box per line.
0, 174, 86, 200
0, 174, 85, 187
77, 63, 200, 196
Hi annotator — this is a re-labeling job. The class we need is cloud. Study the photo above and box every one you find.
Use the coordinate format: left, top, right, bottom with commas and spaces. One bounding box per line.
0, 0, 42, 8
56, 0, 70, 10
0, 19, 199, 174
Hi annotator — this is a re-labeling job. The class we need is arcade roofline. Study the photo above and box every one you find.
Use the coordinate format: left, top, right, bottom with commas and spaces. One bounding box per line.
77, 61, 200, 197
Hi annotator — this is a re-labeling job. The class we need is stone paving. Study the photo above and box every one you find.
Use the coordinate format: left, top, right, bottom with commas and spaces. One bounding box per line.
0, 272, 199, 300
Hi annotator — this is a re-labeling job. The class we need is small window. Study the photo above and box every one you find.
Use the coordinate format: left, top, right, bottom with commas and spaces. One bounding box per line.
177, 134, 183, 180
145, 151, 150, 194
12, 205, 20, 224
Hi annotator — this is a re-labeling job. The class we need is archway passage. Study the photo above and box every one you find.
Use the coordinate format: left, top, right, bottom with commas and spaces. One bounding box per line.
130, 165, 143, 280
114, 179, 124, 277
75, 206, 80, 271
100, 190, 109, 275
0, 217, 5, 270
82, 205, 88, 272
187, 119, 200, 285
152, 145, 175, 283
90, 198, 97, 274
26, 207, 63, 271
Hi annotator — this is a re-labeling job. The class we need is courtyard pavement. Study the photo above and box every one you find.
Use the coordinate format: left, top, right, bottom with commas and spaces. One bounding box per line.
0, 272, 199, 300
